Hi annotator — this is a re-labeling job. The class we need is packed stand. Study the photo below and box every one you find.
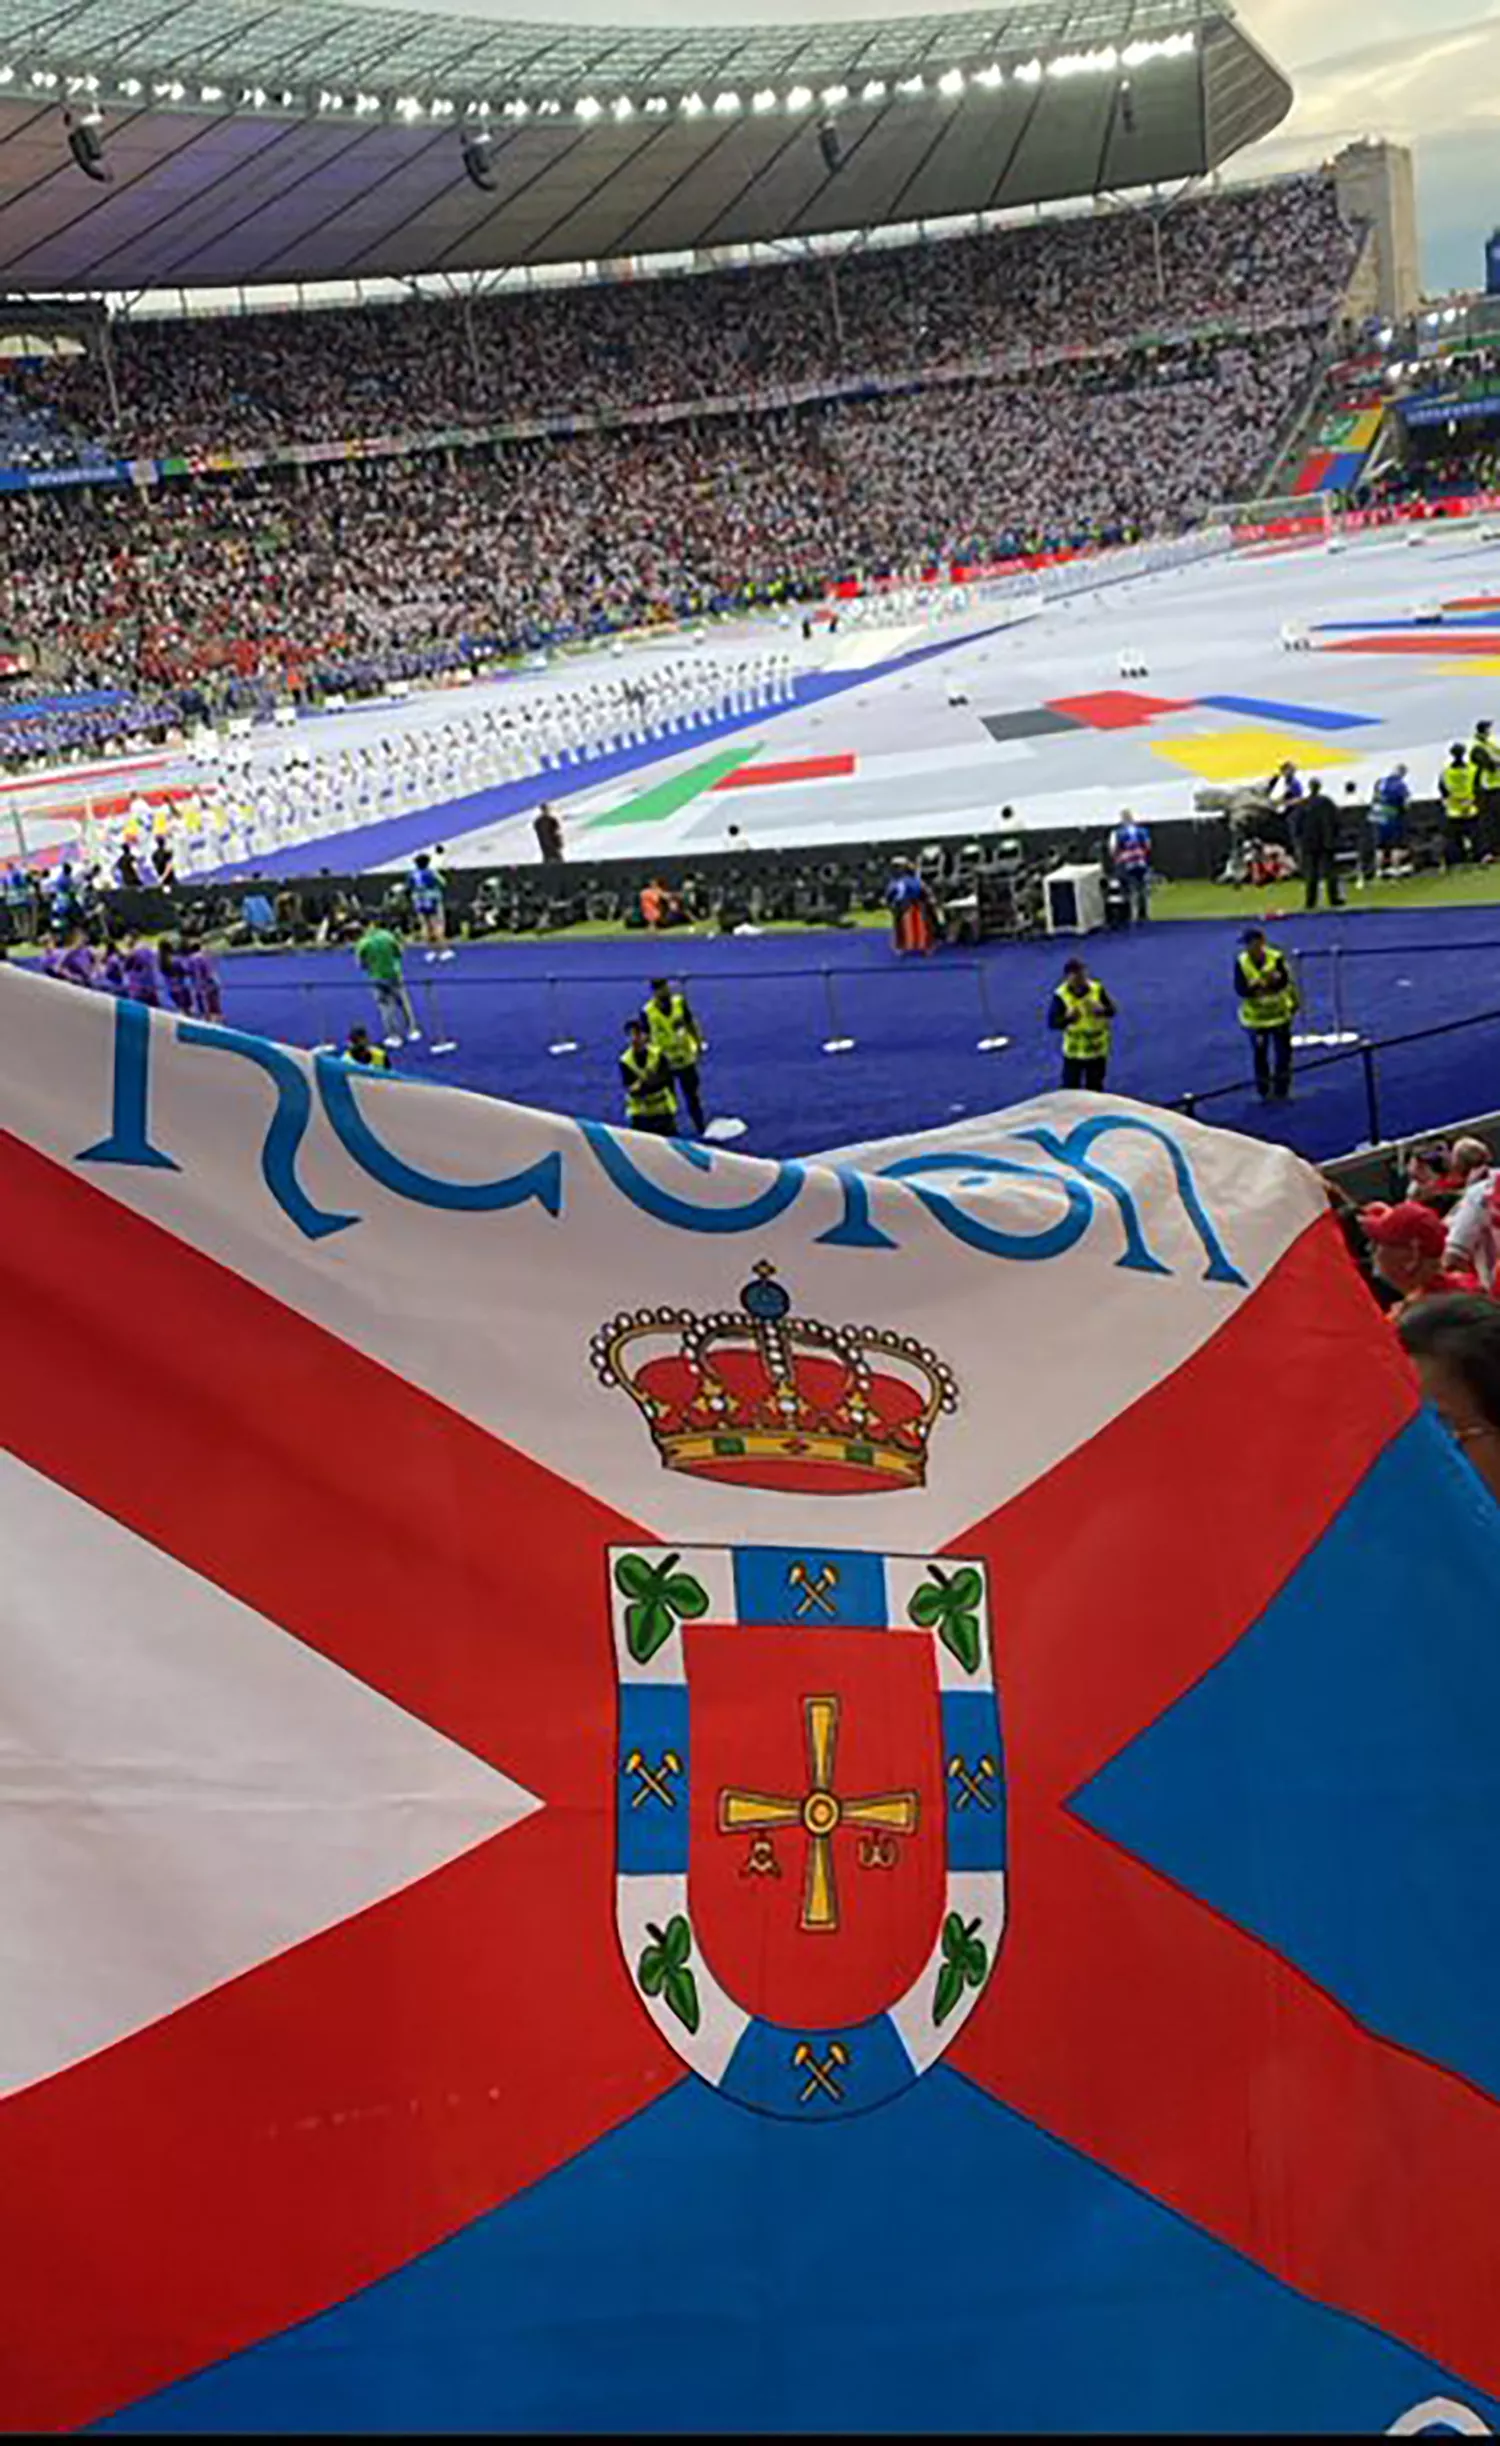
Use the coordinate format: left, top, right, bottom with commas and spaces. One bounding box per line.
0, 325, 1320, 729
3, 175, 1358, 461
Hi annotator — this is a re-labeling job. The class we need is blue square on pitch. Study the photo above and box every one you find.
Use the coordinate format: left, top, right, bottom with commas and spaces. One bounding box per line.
617, 1686, 689, 1876
942, 1692, 1007, 1871
732, 1547, 889, 1628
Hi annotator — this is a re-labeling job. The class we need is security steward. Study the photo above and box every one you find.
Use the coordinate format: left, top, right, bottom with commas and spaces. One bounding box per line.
621, 1013, 680, 1138
1471, 718, 1500, 862
1048, 955, 1116, 1091
342, 1024, 392, 1071
1439, 744, 1479, 866
1236, 926, 1299, 1102
644, 975, 707, 1134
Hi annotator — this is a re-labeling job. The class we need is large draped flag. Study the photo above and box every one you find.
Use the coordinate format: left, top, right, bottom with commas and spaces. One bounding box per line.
5, 960, 1500, 2435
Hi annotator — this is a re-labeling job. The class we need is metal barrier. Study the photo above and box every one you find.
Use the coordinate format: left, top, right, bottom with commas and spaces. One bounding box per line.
220, 957, 1022, 1073
1179, 1002, 1500, 1151
1288, 944, 1359, 1050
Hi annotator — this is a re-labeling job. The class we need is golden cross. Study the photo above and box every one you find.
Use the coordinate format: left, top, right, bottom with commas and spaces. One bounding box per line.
717, 1695, 919, 1934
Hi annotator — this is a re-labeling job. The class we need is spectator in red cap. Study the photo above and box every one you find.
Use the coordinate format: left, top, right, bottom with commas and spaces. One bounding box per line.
1360, 1201, 1479, 1320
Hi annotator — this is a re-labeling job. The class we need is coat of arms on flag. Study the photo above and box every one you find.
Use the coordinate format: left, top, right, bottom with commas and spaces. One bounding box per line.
611, 1540, 1004, 2116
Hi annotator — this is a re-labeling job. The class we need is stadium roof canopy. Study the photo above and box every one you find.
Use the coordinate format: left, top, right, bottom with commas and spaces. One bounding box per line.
0, 0, 1292, 293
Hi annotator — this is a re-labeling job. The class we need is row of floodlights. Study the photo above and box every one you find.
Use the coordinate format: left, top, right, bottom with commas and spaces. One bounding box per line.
0, 33, 1193, 125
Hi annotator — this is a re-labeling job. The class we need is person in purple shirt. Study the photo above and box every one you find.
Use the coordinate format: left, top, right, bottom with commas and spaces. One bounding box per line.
99, 940, 127, 995
157, 937, 197, 1015
186, 942, 222, 1019
116, 932, 160, 1006
51, 928, 99, 991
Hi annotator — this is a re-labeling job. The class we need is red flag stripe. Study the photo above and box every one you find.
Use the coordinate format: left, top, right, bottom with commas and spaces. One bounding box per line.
970, 1212, 1417, 1812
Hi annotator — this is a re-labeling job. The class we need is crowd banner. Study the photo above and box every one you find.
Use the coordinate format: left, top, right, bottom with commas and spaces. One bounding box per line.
1401, 394, 1500, 428
3, 962, 1500, 2432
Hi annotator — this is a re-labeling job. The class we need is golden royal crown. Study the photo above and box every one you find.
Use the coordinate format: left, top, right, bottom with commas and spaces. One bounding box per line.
590, 1262, 958, 1495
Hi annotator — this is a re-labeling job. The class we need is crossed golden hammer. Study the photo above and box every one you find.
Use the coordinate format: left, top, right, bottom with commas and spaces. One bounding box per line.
623, 1748, 682, 1808
947, 1754, 998, 1810
792, 2039, 850, 2103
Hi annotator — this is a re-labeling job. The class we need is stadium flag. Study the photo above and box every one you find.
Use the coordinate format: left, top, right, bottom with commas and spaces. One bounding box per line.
3, 960, 1500, 2434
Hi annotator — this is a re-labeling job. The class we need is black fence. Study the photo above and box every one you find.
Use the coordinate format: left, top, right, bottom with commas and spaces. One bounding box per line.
1177, 1000, 1500, 1157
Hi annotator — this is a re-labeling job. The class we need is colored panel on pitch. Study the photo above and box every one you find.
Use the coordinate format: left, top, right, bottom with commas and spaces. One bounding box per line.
617, 1686, 690, 1875
1322, 634, 1500, 656
731, 1545, 889, 1628
1079, 1419, 1500, 2104
1043, 690, 1192, 730
980, 707, 1085, 743
1438, 657, 1500, 676
1195, 694, 1380, 733
1150, 728, 1361, 783
711, 754, 856, 789
589, 744, 764, 828
1315, 616, 1500, 632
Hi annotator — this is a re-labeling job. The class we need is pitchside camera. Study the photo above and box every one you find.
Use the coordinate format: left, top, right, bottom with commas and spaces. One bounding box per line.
817, 117, 843, 175
65, 109, 111, 185
460, 128, 497, 192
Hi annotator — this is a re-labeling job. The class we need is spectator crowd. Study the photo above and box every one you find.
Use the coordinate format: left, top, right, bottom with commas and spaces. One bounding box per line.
2, 173, 1357, 461
0, 323, 1322, 737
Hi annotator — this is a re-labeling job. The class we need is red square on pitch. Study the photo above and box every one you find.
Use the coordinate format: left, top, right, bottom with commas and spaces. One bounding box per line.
1045, 690, 1193, 730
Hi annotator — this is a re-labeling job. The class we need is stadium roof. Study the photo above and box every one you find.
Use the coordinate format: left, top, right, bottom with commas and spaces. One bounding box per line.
0, 0, 1292, 292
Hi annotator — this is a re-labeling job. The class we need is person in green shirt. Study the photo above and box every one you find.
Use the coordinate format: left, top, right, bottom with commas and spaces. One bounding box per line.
356, 922, 420, 1045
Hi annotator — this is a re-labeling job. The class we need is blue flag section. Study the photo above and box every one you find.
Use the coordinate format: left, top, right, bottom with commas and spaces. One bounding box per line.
103, 2074, 1500, 2436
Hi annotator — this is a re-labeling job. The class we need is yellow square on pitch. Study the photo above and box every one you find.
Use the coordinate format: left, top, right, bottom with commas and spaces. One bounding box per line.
1438, 658, 1500, 677
1150, 728, 1362, 782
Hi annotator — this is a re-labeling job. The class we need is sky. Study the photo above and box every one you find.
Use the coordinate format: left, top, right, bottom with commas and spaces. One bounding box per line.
1236, 0, 1500, 292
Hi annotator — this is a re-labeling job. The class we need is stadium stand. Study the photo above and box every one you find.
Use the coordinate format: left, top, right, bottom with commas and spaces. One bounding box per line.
0, 174, 1368, 760
5, 175, 1356, 459
0, 327, 1323, 720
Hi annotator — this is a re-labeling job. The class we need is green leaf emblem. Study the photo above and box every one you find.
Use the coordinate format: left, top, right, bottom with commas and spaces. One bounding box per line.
639, 1916, 702, 2034
908, 1563, 984, 1674
933, 1912, 988, 2026
614, 1551, 710, 1664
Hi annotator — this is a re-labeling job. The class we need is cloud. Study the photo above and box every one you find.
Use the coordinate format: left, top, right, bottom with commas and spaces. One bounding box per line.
1234, 0, 1499, 291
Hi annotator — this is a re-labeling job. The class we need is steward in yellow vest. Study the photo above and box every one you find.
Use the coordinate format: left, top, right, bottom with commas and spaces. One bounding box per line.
1440, 746, 1479, 867
1235, 926, 1299, 1102
645, 977, 708, 1134
342, 1026, 392, 1072
1048, 957, 1117, 1089
621, 1015, 679, 1135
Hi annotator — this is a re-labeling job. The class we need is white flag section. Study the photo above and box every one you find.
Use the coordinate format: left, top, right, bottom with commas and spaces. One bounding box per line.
0, 962, 1323, 1556
0, 1449, 540, 2100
